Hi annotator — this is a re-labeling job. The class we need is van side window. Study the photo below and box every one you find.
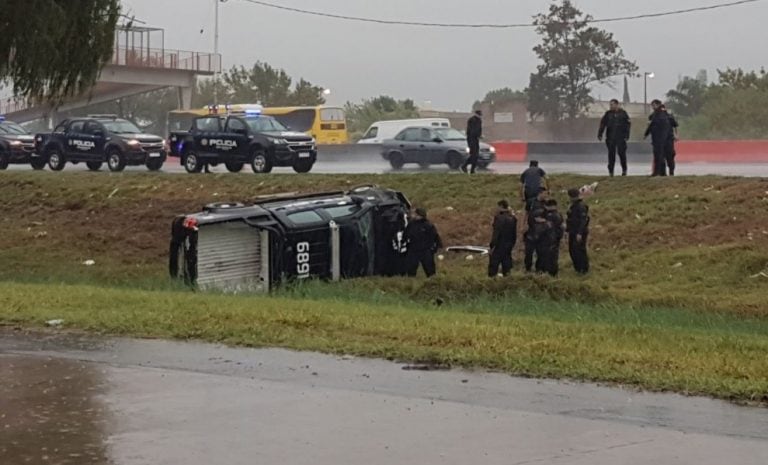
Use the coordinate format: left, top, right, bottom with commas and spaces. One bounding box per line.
363, 126, 378, 139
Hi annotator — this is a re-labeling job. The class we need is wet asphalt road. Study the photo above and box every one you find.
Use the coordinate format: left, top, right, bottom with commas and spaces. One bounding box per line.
5, 159, 768, 176
2, 330, 767, 465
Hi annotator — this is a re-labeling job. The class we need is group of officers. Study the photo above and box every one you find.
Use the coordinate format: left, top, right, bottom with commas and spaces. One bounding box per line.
401, 160, 591, 279
598, 98, 680, 177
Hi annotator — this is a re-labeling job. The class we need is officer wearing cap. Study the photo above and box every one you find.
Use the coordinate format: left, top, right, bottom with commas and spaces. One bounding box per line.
462, 109, 483, 174
404, 207, 443, 277
488, 200, 517, 277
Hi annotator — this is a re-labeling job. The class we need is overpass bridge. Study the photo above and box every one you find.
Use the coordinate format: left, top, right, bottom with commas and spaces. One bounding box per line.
0, 26, 219, 123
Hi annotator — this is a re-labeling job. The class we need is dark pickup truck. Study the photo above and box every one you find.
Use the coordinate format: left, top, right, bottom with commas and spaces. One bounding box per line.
168, 112, 317, 174
35, 116, 167, 172
0, 117, 44, 170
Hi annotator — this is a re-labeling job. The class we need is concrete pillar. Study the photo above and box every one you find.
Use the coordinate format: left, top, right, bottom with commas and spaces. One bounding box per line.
178, 86, 193, 110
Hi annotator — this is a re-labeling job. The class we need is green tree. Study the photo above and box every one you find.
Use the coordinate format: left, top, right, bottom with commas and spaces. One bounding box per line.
685, 68, 768, 139
479, 88, 527, 105
666, 73, 709, 117
527, 0, 638, 122
217, 62, 326, 106
0, 0, 120, 103
344, 96, 419, 139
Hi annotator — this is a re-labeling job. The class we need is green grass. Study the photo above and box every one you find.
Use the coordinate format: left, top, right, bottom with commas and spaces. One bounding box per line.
1, 281, 767, 404
1, 172, 768, 402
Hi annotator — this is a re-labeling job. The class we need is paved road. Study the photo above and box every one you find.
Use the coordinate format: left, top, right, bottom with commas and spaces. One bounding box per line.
5, 158, 768, 177
2, 330, 767, 465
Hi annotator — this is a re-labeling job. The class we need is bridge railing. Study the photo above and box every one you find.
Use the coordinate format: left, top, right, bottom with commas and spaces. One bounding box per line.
110, 46, 221, 73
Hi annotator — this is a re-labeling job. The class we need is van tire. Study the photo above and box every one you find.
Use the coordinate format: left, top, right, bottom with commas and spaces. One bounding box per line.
225, 161, 244, 173
293, 159, 313, 173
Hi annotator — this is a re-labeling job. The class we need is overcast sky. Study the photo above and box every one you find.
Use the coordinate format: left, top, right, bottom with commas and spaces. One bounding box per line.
122, 0, 768, 110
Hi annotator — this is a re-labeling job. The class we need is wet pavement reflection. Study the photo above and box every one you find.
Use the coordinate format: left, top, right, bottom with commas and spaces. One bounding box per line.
1, 355, 110, 464
2, 329, 767, 465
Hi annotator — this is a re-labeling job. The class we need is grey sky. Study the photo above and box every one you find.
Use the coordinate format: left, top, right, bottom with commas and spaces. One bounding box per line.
122, 0, 768, 109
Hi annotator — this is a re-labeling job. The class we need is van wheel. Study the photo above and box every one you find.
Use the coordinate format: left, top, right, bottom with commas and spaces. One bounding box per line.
389, 152, 405, 170
251, 149, 273, 174
30, 158, 46, 170
184, 152, 203, 173
447, 151, 463, 170
0, 151, 8, 170
107, 150, 126, 172
225, 161, 244, 173
293, 159, 313, 173
86, 161, 103, 171
47, 147, 66, 171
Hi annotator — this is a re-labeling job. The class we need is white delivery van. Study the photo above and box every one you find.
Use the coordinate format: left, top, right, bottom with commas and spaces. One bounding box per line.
358, 118, 451, 144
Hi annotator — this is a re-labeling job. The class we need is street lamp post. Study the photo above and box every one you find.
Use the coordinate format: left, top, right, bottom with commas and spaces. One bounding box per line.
213, 0, 228, 107
644, 72, 655, 114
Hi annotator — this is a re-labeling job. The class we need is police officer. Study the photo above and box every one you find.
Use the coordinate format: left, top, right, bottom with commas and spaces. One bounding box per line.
644, 99, 672, 176
541, 199, 564, 276
462, 110, 483, 174
488, 200, 517, 277
598, 99, 631, 176
520, 161, 548, 212
661, 104, 679, 176
566, 188, 590, 274
404, 207, 443, 277
524, 202, 549, 273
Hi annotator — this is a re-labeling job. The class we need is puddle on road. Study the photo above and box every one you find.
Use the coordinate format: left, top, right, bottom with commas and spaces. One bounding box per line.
0, 355, 110, 464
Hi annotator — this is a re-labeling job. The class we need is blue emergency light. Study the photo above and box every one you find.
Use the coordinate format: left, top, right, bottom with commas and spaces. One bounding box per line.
245, 109, 262, 116
0, 116, 5, 122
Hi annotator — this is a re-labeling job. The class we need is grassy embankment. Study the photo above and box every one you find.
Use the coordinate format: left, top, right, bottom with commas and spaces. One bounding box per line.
1, 172, 767, 402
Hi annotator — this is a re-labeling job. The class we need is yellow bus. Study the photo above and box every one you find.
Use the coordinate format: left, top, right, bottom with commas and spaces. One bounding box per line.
262, 106, 348, 144
167, 104, 349, 145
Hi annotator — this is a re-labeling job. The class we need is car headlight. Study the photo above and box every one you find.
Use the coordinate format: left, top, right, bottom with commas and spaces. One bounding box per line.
465, 147, 470, 154
489, 146, 496, 153
10, 140, 23, 146
127, 139, 140, 146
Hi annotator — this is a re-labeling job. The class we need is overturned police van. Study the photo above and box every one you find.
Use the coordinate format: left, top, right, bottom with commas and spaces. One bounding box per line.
169, 185, 411, 292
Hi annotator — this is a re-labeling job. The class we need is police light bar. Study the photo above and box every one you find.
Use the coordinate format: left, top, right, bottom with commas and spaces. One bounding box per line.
245, 109, 262, 116
0, 116, 5, 122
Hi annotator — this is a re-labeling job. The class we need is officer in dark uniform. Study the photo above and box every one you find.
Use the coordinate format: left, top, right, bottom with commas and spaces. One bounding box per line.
462, 110, 483, 174
488, 200, 517, 277
566, 188, 590, 274
541, 199, 564, 276
404, 207, 443, 277
662, 104, 679, 176
520, 161, 548, 212
524, 203, 549, 273
644, 99, 672, 176
598, 99, 632, 176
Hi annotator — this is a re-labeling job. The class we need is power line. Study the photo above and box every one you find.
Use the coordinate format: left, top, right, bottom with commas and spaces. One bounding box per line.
237, 0, 763, 29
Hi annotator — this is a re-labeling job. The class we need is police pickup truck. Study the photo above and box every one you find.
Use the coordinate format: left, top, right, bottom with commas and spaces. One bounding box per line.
0, 116, 44, 170
168, 110, 317, 174
34, 115, 167, 172
169, 185, 411, 292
